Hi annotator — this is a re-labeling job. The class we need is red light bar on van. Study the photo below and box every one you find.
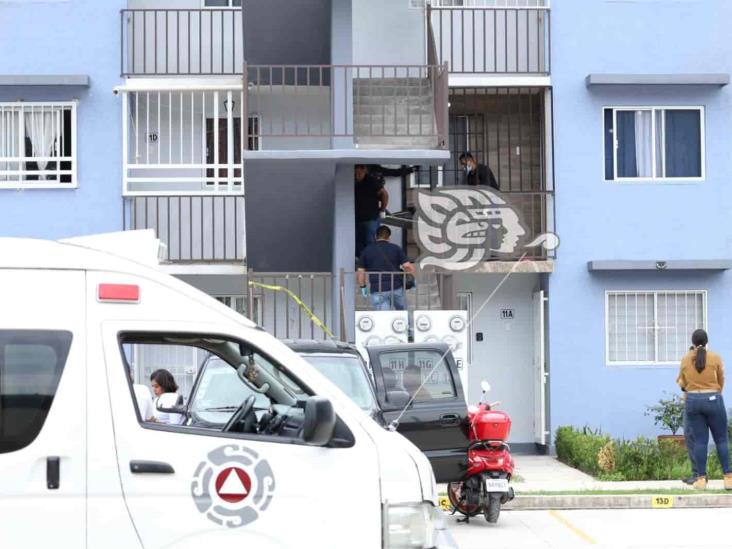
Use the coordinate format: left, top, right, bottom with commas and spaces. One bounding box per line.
98, 284, 140, 303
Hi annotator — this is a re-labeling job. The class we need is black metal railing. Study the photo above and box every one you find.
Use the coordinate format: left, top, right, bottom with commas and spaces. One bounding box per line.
428, 5, 550, 74
123, 195, 245, 262
121, 9, 243, 76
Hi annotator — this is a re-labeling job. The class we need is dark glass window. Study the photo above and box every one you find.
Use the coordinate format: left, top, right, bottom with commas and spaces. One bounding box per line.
0, 331, 72, 454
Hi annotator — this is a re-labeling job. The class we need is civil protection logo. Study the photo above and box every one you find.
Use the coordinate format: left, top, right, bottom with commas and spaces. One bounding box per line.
191, 444, 275, 528
415, 186, 559, 271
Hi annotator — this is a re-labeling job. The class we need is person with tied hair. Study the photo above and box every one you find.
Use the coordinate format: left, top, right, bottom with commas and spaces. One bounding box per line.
677, 329, 732, 490
150, 369, 184, 425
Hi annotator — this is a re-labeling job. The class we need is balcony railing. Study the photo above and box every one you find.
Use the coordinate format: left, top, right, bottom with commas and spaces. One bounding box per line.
123, 195, 245, 262
121, 9, 243, 77
243, 64, 449, 150
428, 3, 550, 74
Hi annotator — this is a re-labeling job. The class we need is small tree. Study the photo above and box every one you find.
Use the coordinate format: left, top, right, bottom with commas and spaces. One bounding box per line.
645, 393, 684, 436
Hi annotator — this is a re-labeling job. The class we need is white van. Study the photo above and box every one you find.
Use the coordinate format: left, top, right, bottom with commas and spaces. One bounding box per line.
0, 236, 457, 549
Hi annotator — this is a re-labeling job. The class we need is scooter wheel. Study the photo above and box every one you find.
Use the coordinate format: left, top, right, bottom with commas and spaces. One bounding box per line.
484, 493, 501, 523
447, 482, 480, 517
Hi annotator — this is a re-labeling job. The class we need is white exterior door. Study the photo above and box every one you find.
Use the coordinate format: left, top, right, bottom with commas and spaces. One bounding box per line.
533, 290, 548, 445
0, 270, 86, 549
100, 321, 381, 549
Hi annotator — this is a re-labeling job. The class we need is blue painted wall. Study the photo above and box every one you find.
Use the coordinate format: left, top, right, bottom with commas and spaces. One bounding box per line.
548, 0, 732, 439
0, 0, 124, 239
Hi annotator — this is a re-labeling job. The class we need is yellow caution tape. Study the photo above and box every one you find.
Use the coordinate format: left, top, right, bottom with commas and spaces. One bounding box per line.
248, 281, 335, 340
651, 496, 674, 509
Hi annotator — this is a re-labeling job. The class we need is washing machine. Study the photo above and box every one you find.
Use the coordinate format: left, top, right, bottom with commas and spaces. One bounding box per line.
412, 310, 469, 393
354, 311, 409, 359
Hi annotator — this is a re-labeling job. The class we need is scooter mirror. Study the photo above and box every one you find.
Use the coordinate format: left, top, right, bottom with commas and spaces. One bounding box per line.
481, 380, 491, 393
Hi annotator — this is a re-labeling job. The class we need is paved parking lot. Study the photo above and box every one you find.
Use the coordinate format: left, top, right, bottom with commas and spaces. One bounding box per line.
448, 508, 731, 549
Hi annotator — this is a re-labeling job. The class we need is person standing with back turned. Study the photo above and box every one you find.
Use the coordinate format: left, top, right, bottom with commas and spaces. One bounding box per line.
677, 329, 732, 490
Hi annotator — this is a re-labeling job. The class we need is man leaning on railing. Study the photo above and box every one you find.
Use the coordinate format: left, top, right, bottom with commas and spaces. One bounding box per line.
357, 225, 415, 311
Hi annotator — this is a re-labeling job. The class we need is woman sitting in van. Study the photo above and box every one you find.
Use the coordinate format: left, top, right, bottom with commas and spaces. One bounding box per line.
150, 369, 185, 425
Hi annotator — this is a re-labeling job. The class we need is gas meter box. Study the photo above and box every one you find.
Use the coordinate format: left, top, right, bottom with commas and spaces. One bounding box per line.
412, 310, 469, 395
354, 310, 409, 358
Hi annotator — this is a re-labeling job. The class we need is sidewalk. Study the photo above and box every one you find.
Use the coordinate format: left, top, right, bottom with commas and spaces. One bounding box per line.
438, 455, 732, 510
512, 455, 729, 492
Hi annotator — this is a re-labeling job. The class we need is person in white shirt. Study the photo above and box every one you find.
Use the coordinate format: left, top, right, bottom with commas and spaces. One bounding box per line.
150, 369, 185, 425
124, 363, 155, 421
133, 383, 155, 421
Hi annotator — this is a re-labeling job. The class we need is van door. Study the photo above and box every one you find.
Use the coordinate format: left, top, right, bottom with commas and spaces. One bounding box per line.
367, 344, 468, 483
99, 322, 381, 549
0, 270, 85, 549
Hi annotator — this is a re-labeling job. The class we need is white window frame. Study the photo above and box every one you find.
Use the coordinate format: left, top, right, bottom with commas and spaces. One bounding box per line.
0, 101, 77, 189
605, 290, 708, 367
603, 106, 705, 183
457, 291, 473, 363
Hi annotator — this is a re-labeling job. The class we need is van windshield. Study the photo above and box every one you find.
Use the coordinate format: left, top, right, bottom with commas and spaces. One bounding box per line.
189, 358, 269, 425
300, 354, 376, 411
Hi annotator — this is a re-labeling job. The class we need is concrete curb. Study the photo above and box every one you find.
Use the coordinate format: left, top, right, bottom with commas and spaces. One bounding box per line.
504, 494, 732, 511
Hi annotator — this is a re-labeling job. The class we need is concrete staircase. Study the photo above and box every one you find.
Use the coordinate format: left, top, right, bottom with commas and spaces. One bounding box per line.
353, 77, 438, 149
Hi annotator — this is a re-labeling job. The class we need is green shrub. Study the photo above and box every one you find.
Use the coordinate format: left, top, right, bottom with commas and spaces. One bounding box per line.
555, 426, 610, 477
644, 393, 684, 435
555, 425, 730, 481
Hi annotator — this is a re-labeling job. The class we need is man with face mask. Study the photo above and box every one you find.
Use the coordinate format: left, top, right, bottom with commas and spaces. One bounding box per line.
459, 152, 499, 190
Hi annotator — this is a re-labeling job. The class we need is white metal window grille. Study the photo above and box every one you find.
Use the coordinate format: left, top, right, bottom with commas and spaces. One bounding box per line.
0, 102, 76, 187
603, 107, 704, 181
123, 89, 256, 195
215, 295, 262, 324
129, 343, 202, 400
606, 291, 706, 365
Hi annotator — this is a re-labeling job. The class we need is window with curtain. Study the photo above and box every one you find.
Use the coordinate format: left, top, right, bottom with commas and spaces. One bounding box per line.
0, 103, 75, 187
603, 107, 703, 181
606, 291, 706, 364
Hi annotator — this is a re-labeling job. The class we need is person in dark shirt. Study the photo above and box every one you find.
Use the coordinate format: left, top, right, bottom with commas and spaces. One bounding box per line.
459, 152, 499, 190
357, 225, 415, 311
354, 164, 417, 258
354, 164, 389, 258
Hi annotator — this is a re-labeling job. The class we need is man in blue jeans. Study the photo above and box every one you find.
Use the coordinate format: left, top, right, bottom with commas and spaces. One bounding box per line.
357, 225, 414, 311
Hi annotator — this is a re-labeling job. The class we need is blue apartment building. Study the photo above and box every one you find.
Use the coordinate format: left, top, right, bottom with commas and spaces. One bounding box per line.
0, 0, 728, 449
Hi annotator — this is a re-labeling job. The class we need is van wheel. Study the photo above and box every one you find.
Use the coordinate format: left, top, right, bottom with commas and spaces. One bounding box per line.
484, 494, 501, 523
447, 482, 480, 517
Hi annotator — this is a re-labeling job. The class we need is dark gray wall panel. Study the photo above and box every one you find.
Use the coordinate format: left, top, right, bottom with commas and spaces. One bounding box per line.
243, 0, 331, 65
245, 160, 335, 272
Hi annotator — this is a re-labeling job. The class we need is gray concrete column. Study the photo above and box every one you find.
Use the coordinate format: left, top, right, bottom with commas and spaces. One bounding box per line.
332, 163, 355, 341
331, 0, 354, 150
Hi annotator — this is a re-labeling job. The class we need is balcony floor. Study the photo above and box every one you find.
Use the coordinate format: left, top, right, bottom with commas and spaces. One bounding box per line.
241, 148, 450, 165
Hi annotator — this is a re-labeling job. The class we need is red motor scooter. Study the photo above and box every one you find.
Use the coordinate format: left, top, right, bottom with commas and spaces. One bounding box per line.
448, 381, 515, 523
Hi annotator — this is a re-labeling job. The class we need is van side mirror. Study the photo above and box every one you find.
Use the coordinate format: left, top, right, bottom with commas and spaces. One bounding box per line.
302, 396, 336, 446
155, 393, 185, 414
379, 390, 411, 412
